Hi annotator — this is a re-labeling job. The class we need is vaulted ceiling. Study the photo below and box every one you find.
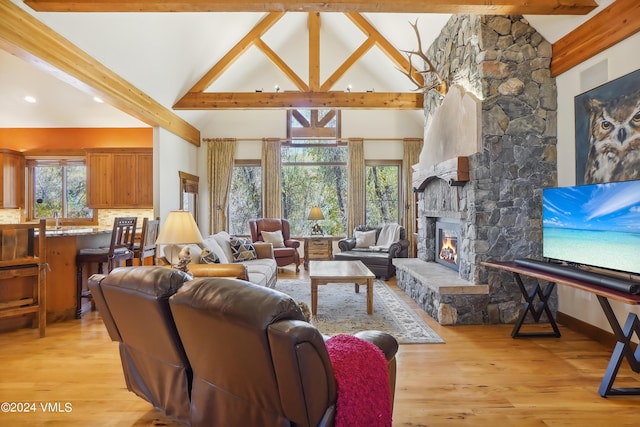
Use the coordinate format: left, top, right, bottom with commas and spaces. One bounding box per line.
2, 0, 635, 146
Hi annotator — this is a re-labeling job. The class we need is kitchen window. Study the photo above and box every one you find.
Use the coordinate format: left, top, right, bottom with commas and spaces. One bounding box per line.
26, 158, 96, 225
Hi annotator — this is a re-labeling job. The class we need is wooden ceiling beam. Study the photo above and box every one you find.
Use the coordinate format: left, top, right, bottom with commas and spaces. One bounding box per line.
173, 91, 424, 109
346, 12, 424, 86
189, 12, 284, 92
551, 0, 640, 76
254, 38, 308, 91
0, 0, 200, 146
320, 37, 375, 91
308, 12, 320, 91
25, 0, 598, 15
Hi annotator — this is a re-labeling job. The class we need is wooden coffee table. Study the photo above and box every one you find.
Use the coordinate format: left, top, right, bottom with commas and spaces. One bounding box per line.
308, 260, 375, 315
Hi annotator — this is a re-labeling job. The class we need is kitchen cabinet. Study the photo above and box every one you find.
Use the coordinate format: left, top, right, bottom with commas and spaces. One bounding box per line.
0, 149, 24, 209
86, 148, 152, 208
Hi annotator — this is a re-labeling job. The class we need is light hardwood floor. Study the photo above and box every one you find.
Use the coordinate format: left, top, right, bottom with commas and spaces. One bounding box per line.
1, 267, 640, 426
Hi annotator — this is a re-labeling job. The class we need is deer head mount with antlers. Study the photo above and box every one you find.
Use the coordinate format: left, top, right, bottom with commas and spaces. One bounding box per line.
399, 19, 448, 96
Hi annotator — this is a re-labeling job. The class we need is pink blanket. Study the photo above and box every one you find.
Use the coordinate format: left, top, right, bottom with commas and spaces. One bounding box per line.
325, 334, 392, 427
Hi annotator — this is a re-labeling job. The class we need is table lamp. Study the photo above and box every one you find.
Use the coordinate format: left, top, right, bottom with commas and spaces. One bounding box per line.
155, 210, 204, 273
308, 206, 324, 235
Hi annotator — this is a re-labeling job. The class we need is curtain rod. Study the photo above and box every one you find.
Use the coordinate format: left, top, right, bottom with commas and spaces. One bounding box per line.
203, 137, 421, 142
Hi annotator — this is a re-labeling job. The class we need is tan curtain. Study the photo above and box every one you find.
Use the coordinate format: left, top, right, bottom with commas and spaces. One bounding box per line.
262, 138, 282, 218
347, 138, 365, 236
403, 138, 423, 257
206, 138, 236, 234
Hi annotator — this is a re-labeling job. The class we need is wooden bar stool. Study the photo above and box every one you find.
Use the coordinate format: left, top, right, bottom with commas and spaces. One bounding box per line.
133, 217, 160, 266
75, 217, 137, 318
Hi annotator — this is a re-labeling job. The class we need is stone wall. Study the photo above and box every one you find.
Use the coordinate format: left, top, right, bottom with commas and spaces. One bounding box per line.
412, 15, 558, 323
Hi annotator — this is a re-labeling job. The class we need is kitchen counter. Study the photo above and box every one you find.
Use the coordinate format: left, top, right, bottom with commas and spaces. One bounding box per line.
45, 227, 111, 237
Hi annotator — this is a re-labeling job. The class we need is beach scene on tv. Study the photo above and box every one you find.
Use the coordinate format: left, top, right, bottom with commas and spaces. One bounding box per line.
542, 180, 640, 276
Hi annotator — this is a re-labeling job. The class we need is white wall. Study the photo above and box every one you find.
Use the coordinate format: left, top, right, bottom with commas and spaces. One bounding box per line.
198, 109, 425, 140
555, 32, 640, 332
155, 127, 201, 230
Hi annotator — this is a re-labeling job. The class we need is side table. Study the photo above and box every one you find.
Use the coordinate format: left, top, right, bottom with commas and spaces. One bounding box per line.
303, 236, 339, 269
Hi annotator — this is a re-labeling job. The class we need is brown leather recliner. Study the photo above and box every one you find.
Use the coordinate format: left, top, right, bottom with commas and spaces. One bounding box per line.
169, 277, 399, 427
249, 218, 301, 272
88, 266, 193, 424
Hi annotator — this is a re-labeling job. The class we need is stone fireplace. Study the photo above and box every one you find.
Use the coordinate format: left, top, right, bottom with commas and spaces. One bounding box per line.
393, 14, 558, 325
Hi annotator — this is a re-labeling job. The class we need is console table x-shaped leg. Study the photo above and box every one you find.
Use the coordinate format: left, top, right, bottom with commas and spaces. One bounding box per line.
511, 272, 562, 339
597, 295, 640, 397
484, 261, 640, 398
512, 273, 640, 397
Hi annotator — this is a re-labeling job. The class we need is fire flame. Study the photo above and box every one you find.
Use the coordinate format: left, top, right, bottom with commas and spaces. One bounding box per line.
439, 236, 458, 265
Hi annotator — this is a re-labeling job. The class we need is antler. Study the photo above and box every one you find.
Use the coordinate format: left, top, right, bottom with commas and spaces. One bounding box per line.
398, 19, 448, 96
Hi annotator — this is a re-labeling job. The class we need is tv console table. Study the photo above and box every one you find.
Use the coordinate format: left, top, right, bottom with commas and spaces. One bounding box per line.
483, 260, 640, 398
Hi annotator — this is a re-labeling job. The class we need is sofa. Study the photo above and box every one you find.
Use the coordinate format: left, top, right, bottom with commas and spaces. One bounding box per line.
159, 231, 277, 288
335, 224, 409, 280
89, 266, 399, 427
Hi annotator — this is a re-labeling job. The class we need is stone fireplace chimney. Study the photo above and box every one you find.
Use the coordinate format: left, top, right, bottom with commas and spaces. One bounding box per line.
394, 15, 558, 325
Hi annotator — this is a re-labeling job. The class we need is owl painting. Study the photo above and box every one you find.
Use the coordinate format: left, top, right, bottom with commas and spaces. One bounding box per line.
577, 70, 640, 185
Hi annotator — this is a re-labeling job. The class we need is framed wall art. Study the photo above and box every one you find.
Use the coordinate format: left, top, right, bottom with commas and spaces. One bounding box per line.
575, 68, 640, 185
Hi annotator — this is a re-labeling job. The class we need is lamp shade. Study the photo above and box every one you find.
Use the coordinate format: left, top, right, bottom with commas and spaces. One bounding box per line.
308, 206, 324, 221
155, 210, 204, 245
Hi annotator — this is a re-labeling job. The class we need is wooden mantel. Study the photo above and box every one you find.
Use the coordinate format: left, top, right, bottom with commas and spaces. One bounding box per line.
412, 156, 469, 192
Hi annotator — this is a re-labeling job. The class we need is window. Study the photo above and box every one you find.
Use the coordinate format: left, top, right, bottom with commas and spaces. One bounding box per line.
27, 158, 95, 225
283, 109, 346, 236
179, 171, 199, 224
365, 161, 401, 225
281, 143, 347, 236
228, 160, 262, 236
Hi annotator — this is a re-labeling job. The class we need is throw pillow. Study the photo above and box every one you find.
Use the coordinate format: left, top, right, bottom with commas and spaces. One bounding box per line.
229, 236, 257, 262
199, 249, 220, 264
212, 231, 234, 263
203, 235, 229, 264
355, 230, 377, 248
261, 230, 285, 248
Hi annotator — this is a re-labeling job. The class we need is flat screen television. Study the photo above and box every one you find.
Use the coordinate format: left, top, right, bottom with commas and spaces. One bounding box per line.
542, 179, 640, 276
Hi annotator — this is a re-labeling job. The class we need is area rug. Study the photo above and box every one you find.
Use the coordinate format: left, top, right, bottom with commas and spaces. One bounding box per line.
275, 279, 444, 344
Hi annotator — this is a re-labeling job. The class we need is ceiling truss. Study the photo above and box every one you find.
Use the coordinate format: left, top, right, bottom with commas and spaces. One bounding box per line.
173, 12, 427, 110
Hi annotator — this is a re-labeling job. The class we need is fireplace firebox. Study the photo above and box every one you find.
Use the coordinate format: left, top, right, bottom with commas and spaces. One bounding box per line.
435, 220, 460, 271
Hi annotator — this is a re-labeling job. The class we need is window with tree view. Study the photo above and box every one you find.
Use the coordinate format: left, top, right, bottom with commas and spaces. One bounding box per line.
283, 109, 346, 236
366, 162, 401, 226
27, 158, 94, 223
228, 161, 262, 236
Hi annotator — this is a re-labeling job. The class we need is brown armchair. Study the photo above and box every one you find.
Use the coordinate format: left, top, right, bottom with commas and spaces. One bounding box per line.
249, 218, 300, 272
169, 276, 398, 427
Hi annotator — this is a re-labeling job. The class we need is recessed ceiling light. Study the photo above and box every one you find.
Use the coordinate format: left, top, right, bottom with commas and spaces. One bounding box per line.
93, 96, 104, 103
24, 95, 37, 103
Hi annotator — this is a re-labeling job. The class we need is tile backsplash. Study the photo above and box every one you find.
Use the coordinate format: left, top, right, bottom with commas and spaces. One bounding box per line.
98, 209, 155, 229
0, 208, 155, 227
0, 209, 21, 224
